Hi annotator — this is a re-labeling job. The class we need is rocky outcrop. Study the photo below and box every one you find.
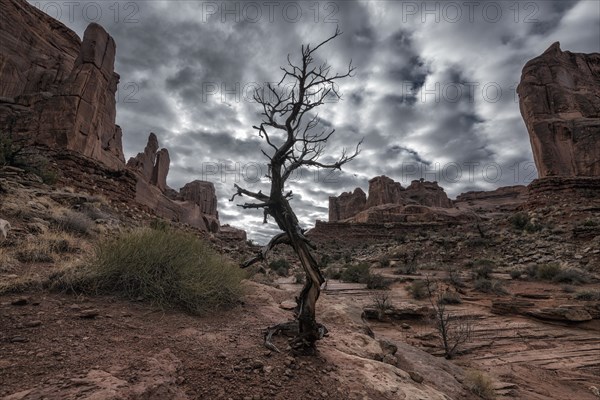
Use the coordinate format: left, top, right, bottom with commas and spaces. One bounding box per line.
517, 42, 600, 178
455, 185, 528, 212
404, 180, 452, 208
365, 176, 405, 208
329, 188, 367, 222
328, 176, 453, 223
0, 0, 240, 235
179, 181, 218, 217
0, 13, 125, 170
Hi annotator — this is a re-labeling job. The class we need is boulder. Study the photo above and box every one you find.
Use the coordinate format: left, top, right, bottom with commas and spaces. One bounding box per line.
517, 42, 600, 177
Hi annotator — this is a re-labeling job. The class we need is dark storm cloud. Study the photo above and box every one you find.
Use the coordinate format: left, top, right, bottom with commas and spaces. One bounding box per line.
27, 0, 599, 242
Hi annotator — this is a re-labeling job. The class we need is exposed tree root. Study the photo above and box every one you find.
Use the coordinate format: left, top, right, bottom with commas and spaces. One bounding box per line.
264, 321, 328, 355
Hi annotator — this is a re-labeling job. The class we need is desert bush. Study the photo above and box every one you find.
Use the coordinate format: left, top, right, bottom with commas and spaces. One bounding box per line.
340, 262, 370, 283
269, 258, 290, 277
318, 253, 331, 268
552, 268, 590, 285
446, 266, 466, 288
465, 237, 490, 248
53, 209, 94, 235
343, 252, 352, 263
474, 279, 507, 295
395, 262, 419, 275
582, 219, 597, 227
50, 228, 244, 314
379, 254, 391, 268
466, 370, 495, 399
149, 218, 170, 231
574, 290, 600, 301
294, 271, 305, 284
534, 263, 561, 280
323, 266, 342, 280
0, 248, 19, 272
473, 260, 494, 280
371, 293, 393, 320
407, 280, 428, 300
439, 291, 462, 305
509, 269, 522, 279
510, 212, 529, 230
365, 273, 392, 290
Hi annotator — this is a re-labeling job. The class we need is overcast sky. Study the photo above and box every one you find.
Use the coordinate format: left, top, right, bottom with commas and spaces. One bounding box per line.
29, 0, 600, 243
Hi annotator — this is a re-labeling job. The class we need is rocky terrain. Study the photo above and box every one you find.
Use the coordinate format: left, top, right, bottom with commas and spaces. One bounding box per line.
1, 1, 599, 400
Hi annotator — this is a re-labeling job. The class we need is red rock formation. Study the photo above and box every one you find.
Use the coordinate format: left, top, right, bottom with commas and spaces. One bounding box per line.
0, 0, 238, 235
179, 181, 218, 217
405, 180, 452, 208
455, 185, 527, 212
0, 10, 125, 169
518, 42, 600, 178
365, 176, 404, 208
329, 188, 367, 222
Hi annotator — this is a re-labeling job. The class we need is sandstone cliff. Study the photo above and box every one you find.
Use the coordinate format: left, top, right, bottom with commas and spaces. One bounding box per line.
328, 176, 453, 223
518, 42, 600, 178
0, 0, 231, 235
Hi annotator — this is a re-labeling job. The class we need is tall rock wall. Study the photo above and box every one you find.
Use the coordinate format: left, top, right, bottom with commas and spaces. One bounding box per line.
365, 176, 405, 208
517, 42, 600, 178
0, 6, 125, 170
329, 188, 367, 222
0, 0, 231, 235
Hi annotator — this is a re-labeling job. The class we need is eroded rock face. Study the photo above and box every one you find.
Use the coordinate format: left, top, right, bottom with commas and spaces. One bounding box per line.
365, 176, 404, 208
179, 181, 218, 217
518, 42, 600, 177
405, 180, 452, 208
329, 188, 367, 222
0, 9, 125, 169
455, 185, 528, 212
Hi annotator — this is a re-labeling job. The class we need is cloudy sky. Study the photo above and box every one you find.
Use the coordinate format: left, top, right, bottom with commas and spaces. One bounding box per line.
30, 0, 600, 243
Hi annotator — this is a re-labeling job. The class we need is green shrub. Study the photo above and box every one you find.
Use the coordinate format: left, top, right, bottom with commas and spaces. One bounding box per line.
318, 253, 331, 268
324, 266, 342, 280
509, 269, 522, 279
473, 260, 494, 279
269, 258, 290, 276
510, 212, 529, 230
574, 290, 600, 301
407, 280, 428, 300
582, 219, 597, 227
340, 262, 370, 283
379, 255, 391, 268
364, 273, 392, 290
535, 263, 561, 280
474, 279, 507, 295
553, 269, 590, 285
51, 228, 244, 314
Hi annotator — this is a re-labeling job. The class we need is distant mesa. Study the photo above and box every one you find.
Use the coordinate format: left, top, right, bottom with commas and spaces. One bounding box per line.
518, 41, 600, 178
328, 176, 465, 224
0, 0, 242, 237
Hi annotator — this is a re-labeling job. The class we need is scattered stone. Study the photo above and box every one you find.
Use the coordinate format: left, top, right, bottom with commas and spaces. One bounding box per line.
409, 371, 424, 384
279, 300, 297, 310
78, 309, 100, 319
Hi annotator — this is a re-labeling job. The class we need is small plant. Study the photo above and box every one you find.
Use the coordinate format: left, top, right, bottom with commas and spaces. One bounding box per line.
574, 290, 600, 301
371, 292, 393, 320
465, 370, 496, 399
343, 252, 352, 263
582, 219, 597, 227
294, 271, 305, 284
535, 263, 561, 280
474, 279, 507, 295
407, 280, 428, 300
446, 266, 466, 288
510, 212, 529, 230
425, 277, 473, 359
149, 218, 170, 231
340, 262, 370, 283
324, 266, 342, 280
269, 258, 290, 277
473, 260, 494, 280
365, 273, 392, 290
379, 254, 391, 268
509, 269, 522, 279
53, 209, 94, 236
318, 253, 331, 268
553, 268, 590, 285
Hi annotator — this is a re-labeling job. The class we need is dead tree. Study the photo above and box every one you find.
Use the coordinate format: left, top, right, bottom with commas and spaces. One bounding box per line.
230, 28, 361, 354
